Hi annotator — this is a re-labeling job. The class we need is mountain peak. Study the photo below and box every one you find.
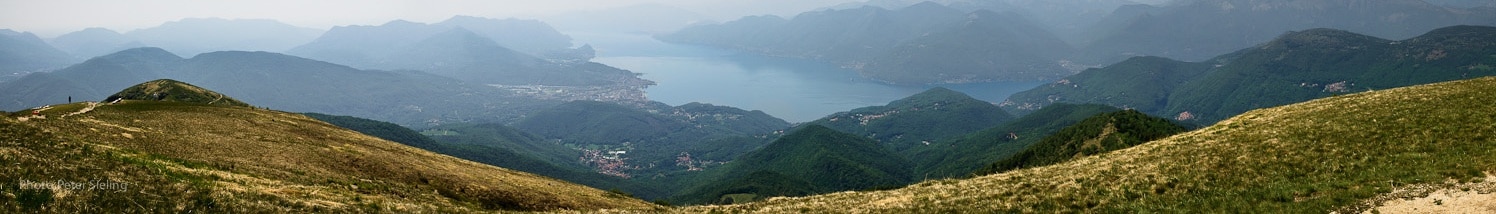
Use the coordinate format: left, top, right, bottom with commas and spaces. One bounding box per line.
904, 1, 958, 13
914, 86, 961, 97
67, 27, 124, 36
99, 47, 182, 61
379, 19, 423, 27
887, 87, 984, 108
104, 79, 250, 107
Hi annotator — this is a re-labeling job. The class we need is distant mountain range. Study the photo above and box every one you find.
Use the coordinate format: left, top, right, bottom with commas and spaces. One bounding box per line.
22, 16, 641, 88
122, 18, 323, 57
663, 0, 1492, 84
659, 2, 1075, 84
1424, 0, 1496, 8
825, 0, 1145, 44
0, 47, 558, 127
287, 16, 645, 86
2, 18, 323, 81
1081, 0, 1496, 63
45, 28, 144, 61
0, 29, 75, 77
1004, 25, 1496, 124
543, 3, 716, 34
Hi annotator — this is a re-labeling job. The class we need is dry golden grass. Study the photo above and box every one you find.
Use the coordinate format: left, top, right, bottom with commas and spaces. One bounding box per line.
4, 100, 657, 213
663, 76, 1496, 213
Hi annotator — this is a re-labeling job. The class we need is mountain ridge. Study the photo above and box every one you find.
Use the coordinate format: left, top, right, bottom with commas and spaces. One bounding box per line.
1080, 0, 1495, 63
659, 4, 1073, 84
806, 87, 1014, 151
1003, 25, 1496, 123
675, 73, 1496, 213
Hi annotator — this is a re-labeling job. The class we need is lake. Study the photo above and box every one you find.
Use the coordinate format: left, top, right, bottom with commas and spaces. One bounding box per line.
573, 32, 1047, 123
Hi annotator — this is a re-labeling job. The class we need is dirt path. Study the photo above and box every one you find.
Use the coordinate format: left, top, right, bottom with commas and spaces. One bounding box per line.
1370, 189, 1496, 213
62, 102, 99, 118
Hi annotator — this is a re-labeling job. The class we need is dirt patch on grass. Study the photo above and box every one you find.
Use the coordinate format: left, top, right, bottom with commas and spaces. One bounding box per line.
1370, 190, 1496, 213
1365, 174, 1496, 214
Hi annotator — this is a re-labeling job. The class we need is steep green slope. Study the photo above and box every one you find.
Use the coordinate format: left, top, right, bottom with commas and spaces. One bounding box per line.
2, 81, 656, 212
905, 103, 1121, 178
806, 87, 1013, 151
978, 110, 1188, 174
673, 125, 913, 205
678, 76, 1496, 213
999, 56, 1213, 116
380, 28, 632, 86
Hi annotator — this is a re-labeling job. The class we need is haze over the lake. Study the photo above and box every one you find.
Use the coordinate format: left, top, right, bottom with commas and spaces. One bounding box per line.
0, 0, 860, 37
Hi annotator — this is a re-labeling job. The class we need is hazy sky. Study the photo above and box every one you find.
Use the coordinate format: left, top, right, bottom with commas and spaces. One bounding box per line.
0, 0, 856, 37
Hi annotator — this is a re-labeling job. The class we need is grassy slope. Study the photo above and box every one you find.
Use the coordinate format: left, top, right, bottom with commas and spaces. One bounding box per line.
1, 101, 655, 212
678, 76, 1496, 213
104, 79, 250, 108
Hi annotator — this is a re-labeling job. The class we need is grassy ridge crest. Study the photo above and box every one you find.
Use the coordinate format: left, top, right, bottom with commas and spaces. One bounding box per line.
3, 97, 656, 212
